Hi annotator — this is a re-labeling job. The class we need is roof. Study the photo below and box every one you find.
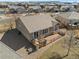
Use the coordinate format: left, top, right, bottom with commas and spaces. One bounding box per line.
19, 14, 58, 33
29, 6, 41, 10
56, 12, 79, 24
0, 41, 22, 59
68, 12, 79, 19
8, 5, 25, 10
58, 12, 79, 20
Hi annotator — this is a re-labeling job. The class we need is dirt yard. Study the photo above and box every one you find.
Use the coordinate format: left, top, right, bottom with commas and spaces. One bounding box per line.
39, 32, 79, 59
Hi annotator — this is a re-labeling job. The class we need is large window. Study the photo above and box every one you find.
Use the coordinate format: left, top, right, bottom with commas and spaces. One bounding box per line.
32, 29, 48, 39
50, 27, 53, 32
42, 29, 48, 34
55, 25, 58, 30
33, 32, 38, 39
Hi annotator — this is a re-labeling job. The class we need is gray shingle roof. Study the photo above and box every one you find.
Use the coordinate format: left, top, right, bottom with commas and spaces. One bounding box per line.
28, 6, 41, 10
8, 5, 25, 10
19, 14, 58, 33
56, 12, 79, 25
58, 12, 79, 20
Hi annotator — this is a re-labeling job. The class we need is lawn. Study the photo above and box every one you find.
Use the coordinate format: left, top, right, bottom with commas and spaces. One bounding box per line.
39, 35, 79, 59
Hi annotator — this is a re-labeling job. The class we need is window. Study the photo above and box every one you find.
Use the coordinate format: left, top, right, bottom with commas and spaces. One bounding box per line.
50, 27, 53, 31
55, 25, 58, 30
74, 22, 78, 25
42, 29, 48, 34
31, 33, 34, 39
34, 32, 38, 39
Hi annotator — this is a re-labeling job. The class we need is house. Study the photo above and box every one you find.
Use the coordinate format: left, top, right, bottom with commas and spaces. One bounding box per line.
0, 9, 6, 14
8, 5, 26, 14
56, 2, 76, 12
16, 14, 59, 42
59, 3, 76, 12
60, 6, 70, 12
56, 12, 79, 28
28, 5, 42, 13
44, 5, 59, 12
75, 3, 79, 12
0, 41, 22, 59
0, 3, 8, 8
0, 3, 8, 14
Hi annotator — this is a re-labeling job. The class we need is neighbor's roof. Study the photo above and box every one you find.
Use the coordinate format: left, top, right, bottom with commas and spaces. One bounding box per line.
0, 41, 22, 59
57, 12, 79, 20
19, 14, 58, 33
29, 6, 41, 10
8, 5, 25, 10
68, 12, 79, 19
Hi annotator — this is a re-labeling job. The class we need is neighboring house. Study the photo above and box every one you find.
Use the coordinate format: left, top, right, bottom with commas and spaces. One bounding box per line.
44, 5, 59, 12
16, 14, 59, 42
56, 12, 79, 28
69, 6, 76, 12
0, 8, 10, 14
44, 5, 53, 12
52, 6, 60, 12
72, 3, 78, 12
60, 6, 70, 12
0, 9, 6, 14
0, 3, 8, 8
0, 41, 22, 59
60, 4, 76, 12
57, 3, 76, 12
8, 5, 26, 14
75, 4, 79, 12
23, 4, 29, 10
0, 3, 8, 14
28, 5, 43, 13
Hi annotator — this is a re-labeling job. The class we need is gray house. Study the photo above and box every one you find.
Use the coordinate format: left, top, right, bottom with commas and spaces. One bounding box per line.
28, 5, 42, 13
16, 14, 59, 42
56, 12, 79, 28
8, 5, 26, 13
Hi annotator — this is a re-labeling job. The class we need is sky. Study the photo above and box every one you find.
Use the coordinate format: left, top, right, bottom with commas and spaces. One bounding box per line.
0, 0, 79, 2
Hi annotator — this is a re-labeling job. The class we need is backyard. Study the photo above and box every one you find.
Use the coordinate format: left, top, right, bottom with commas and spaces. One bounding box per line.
39, 32, 79, 59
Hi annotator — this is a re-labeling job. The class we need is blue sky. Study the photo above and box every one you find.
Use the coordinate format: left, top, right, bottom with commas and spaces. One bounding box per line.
0, 0, 79, 2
